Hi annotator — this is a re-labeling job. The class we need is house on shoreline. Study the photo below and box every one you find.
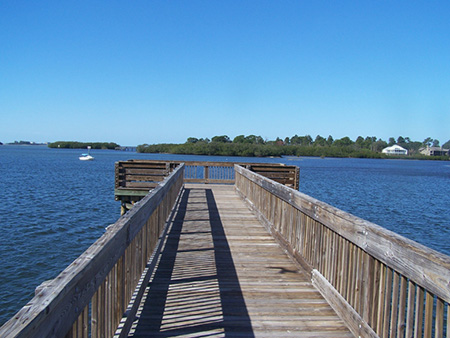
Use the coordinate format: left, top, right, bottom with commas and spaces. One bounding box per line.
419, 146, 450, 156
382, 144, 408, 155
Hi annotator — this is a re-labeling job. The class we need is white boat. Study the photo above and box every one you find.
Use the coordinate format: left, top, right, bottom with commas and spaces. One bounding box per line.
79, 146, 94, 161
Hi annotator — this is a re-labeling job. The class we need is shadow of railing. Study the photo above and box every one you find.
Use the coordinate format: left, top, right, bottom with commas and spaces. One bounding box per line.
131, 188, 254, 337
206, 188, 254, 337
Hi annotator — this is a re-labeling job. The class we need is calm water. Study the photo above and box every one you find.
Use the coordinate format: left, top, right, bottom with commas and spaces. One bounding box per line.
0, 146, 449, 325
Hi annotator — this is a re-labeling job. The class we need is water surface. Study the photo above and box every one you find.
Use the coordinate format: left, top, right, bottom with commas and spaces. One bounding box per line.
0, 146, 449, 325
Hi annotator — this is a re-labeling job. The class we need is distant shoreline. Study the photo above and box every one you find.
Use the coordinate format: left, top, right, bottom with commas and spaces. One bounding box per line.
2, 142, 47, 146
47, 141, 120, 150
137, 143, 450, 161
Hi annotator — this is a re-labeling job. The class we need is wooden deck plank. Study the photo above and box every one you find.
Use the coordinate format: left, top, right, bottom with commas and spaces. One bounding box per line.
128, 184, 353, 337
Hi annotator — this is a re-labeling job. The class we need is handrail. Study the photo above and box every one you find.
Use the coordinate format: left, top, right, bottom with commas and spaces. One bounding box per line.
115, 160, 299, 191
235, 165, 450, 338
0, 164, 185, 338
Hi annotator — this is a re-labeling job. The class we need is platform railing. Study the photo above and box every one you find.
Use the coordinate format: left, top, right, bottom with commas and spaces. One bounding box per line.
0, 164, 185, 338
115, 160, 299, 199
115, 160, 299, 215
235, 165, 450, 338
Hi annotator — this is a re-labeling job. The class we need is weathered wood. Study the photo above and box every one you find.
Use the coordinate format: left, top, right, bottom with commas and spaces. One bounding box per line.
424, 291, 434, 338
0, 165, 185, 338
235, 165, 450, 338
405, 281, 415, 338
435, 298, 444, 338
115, 160, 300, 204
235, 165, 450, 304
414, 286, 424, 338
312, 270, 378, 338
389, 271, 400, 338
4, 162, 449, 337
128, 184, 352, 337
397, 276, 408, 338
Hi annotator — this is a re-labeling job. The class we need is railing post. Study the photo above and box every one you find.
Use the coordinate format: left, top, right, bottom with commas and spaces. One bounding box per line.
204, 165, 209, 183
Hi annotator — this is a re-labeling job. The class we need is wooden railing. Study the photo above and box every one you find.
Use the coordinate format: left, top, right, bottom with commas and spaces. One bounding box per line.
235, 165, 450, 338
115, 160, 299, 210
0, 164, 185, 338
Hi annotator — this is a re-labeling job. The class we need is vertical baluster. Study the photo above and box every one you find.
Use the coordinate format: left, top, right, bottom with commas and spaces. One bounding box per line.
116, 256, 124, 329
314, 220, 322, 270
406, 281, 416, 338
204, 164, 209, 182
326, 229, 333, 282
331, 233, 339, 288
445, 300, 449, 338
376, 263, 386, 335
423, 291, 434, 338
106, 271, 112, 338
389, 271, 400, 338
434, 298, 444, 338
82, 306, 89, 338
319, 226, 327, 276
383, 268, 393, 338
397, 275, 408, 338
371, 260, 381, 329
346, 243, 355, 307
354, 247, 363, 313
362, 253, 373, 326
334, 235, 342, 292
413, 286, 424, 338
303, 216, 310, 263
340, 237, 349, 300
350, 246, 358, 310
99, 282, 106, 338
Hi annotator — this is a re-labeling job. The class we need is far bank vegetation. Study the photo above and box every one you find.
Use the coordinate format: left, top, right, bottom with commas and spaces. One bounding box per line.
138, 135, 450, 160
48, 141, 120, 150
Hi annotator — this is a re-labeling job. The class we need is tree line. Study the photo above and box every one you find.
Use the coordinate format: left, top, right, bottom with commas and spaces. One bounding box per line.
48, 141, 120, 150
137, 134, 450, 159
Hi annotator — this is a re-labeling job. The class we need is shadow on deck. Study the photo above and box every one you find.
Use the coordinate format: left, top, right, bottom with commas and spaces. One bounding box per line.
129, 184, 352, 338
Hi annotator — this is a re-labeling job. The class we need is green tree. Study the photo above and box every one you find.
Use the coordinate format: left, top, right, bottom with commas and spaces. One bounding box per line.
186, 137, 199, 143
388, 137, 396, 146
326, 135, 334, 146
290, 135, 301, 145
355, 136, 365, 149
334, 136, 353, 147
211, 135, 231, 143
443, 140, 450, 148
233, 135, 246, 143
314, 135, 326, 146
423, 137, 433, 147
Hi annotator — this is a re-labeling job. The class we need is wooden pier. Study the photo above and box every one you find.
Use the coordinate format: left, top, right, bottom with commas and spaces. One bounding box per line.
115, 160, 299, 214
1, 162, 449, 338
128, 184, 352, 337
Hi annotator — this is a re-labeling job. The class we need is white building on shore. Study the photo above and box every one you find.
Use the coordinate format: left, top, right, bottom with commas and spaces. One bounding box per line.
382, 145, 408, 155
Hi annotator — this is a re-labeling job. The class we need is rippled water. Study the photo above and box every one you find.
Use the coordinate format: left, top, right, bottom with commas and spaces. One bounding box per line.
0, 146, 449, 325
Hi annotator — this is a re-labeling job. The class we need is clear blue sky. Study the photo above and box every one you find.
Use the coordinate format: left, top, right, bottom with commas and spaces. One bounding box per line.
1, 1, 449, 146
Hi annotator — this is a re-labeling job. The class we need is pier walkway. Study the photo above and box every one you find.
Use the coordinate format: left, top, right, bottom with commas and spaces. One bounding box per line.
128, 184, 352, 337
2, 162, 449, 338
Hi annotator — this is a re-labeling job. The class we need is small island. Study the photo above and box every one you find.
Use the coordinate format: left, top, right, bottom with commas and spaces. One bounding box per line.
5, 141, 47, 146
48, 141, 120, 150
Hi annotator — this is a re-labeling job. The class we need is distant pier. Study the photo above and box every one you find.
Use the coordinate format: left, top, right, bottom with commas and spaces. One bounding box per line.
115, 146, 137, 152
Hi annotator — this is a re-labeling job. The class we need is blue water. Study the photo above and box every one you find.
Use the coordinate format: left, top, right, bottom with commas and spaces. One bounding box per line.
0, 146, 449, 325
